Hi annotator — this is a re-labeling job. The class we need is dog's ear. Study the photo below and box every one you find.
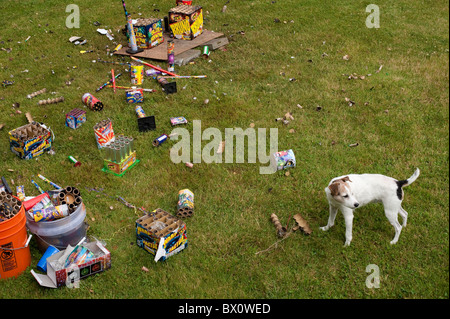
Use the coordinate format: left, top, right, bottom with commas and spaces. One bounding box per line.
328, 182, 340, 196
338, 176, 351, 183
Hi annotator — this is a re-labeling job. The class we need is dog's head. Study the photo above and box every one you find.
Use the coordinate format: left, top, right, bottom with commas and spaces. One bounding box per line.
327, 176, 359, 209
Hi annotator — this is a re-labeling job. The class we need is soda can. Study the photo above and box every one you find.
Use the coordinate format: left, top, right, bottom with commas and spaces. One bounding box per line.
202, 45, 210, 58
131, 64, 144, 85
82, 93, 104, 111
177, 189, 194, 218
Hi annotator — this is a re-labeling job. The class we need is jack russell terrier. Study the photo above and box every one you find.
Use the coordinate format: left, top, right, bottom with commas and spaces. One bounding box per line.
320, 168, 420, 246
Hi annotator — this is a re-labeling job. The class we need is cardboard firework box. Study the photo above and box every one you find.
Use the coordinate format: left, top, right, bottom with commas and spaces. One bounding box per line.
31, 241, 111, 288
8, 122, 52, 160
93, 119, 115, 149
103, 151, 138, 176
136, 208, 188, 262
65, 108, 86, 130
127, 18, 164, 49
168, 4, 203, 40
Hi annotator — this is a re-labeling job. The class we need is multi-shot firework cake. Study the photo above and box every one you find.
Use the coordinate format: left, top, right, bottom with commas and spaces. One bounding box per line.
135, 208, 188, 262
101, 135, 139, 176
8, 122, 52, 160
93, 119, 115, 149
65, 108, 87, 130
168, 4, 203, 40
127, 18, 164, 49
177, 189, 194, 218
0, 192, 22, 223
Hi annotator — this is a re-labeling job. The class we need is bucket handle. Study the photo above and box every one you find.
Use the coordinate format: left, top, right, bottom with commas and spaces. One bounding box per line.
0, 234, 32, 251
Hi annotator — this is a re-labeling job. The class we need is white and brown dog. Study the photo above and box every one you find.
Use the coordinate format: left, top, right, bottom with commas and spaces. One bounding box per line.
320, 168, 420, 246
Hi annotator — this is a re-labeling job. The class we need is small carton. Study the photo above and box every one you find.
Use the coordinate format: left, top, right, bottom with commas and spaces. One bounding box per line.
102, 151, 139, 176
8, 122, 52, 160
66, 108, 87, 130
127, 18, 164, 49
31, 241, 111, 288
168, 5, 203, 40
136, 208, 188, 262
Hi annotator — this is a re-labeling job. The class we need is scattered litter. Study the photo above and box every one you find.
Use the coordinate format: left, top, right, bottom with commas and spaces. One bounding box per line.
97, 28, 114, 40
349, 142, 359, 147
141, 266, 149, 272
37, 96, 64, 105
27, 88, 47, 99
345, 97, 355, 106
343, 55, 349, 60
270, 213, 287, 238
375, 65, 383, 73
2, 80, 14, 87
292, 214, 312, 235
185, 162, 194, 168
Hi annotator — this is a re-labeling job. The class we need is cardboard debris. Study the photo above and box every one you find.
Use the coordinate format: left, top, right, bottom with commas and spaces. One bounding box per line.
292, 213, 312, 235
270, 213, 287, 238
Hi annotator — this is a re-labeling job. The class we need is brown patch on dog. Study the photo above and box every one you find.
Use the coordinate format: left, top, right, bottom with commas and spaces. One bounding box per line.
328, 183, 340, 196
328, 176, 352, 197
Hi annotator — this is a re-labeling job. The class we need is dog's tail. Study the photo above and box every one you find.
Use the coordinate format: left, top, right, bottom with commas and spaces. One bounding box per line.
395, 168, 420, 199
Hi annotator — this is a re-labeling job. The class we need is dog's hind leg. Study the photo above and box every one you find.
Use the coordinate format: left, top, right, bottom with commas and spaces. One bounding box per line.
320, 205, 338, 231
398, 207, 408, 227
384, 205, 402, 244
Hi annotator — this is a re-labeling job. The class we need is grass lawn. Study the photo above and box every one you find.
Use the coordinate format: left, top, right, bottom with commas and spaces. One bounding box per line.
0, 0, 448, 299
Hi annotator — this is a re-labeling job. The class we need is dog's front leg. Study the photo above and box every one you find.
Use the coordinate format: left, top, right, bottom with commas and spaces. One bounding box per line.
320, 205, 338, 231
341, 208, 354, 246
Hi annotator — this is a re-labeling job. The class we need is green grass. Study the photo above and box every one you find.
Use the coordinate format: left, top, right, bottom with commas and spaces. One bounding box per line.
0, 0, 448, 299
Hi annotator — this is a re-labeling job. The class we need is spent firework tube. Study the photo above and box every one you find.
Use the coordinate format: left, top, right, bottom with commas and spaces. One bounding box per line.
145, 69, 161, 77
167, 39, 175, 73
33, 204, 69, 222
177, 189, 194, 217
31, 179, 45, 194
131, 64, 144, 85
152, 134, 168, 146
126, 15, 139, 53
82, 93, 104, 111
68, 155, 81, 167
16, 185, 25, 201
37, 174, 62, 190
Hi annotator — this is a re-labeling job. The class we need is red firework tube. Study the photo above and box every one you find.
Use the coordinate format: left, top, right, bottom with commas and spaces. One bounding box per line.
111, 69, 116, 93
23, 193, 50, 211
130, 57, 179, 77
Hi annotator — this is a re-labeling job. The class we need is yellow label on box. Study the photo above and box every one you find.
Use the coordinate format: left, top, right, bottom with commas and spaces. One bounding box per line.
170, 18, 191, 39
190, 10, 203, 36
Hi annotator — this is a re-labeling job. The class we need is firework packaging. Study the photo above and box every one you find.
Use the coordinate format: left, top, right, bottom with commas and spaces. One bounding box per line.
270, 149, 296, 171
177, 189, 194, 218
31, 240, 111, 288
130, 63, 144, 85
136, 208, 188, 262
135, 105, 156, 132
66, 108, 87, 129
102, 136, 139, 176
126, 88, 144, 103
152, 134, 168, 146
168, 5, 203, 40
82, 93, 104, 111
93, 119, 115, 148
157, 76, 177, 94
170, 116, 188, 126
126, 18, 164, 49
8, 122, 52, 160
